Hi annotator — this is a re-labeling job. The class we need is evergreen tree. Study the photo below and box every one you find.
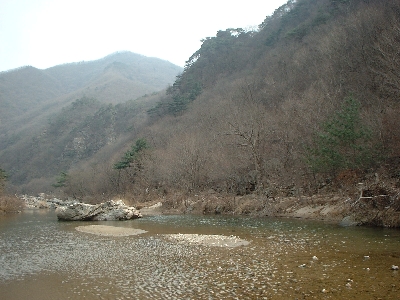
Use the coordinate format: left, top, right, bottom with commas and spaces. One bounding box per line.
52, 172, 69, 188
114, 138, 149, 170
306, 96, 374, 175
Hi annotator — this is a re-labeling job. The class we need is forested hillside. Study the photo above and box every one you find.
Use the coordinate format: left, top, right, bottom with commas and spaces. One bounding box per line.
0, 51, 181, 124
0, 52, 181, 192
110, 0, 399, 200
2, 0, 399, 204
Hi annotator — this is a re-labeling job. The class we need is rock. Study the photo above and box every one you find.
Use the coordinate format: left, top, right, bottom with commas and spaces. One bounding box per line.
56, 200, 142, 221
339, 215, 361, 227
147, 202, 162, 209
391, 265, 399, 270
215, 206, 222, 214
22, 194, 79, 209
140, 202, 163, 216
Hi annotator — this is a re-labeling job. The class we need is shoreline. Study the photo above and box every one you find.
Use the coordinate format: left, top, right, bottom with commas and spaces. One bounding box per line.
150, 194, 349, 224
11, 184, 400, 228
140, 189, 400, 228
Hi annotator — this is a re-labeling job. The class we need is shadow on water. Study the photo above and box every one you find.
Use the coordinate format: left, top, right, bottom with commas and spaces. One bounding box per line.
1, 210, 400, 299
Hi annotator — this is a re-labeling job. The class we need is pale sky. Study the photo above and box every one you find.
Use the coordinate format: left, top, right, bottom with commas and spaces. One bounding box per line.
0, 0, 288, 72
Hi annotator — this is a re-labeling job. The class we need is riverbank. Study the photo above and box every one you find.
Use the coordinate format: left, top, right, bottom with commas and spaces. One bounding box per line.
12, 180, 400, 227
0, 195, 24, 214
139, 193, 348, 223
137, 182, 400, 227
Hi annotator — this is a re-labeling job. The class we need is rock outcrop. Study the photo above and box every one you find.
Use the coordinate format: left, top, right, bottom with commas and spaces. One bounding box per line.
22, 194, 79, 209
56, 200, 142, 221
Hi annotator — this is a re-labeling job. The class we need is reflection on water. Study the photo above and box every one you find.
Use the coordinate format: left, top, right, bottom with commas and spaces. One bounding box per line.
1, 210, 400, 299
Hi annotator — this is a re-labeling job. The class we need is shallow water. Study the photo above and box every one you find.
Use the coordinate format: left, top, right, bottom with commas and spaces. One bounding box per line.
1, 210, 400, 299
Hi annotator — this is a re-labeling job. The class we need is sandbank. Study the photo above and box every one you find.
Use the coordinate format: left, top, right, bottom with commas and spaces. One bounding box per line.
164, 233, 249, 248
75, 225, 147, 236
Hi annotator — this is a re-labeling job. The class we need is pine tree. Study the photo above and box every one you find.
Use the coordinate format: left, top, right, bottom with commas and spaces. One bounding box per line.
52, 172, 68, 188
306, 96, 374, 175
114, 138, 149, 170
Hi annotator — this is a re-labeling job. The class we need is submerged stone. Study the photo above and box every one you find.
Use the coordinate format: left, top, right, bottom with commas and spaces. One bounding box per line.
339, 215, 360, 227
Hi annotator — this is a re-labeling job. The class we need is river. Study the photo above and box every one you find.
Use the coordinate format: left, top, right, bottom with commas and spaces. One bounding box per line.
1, 210, 399, 299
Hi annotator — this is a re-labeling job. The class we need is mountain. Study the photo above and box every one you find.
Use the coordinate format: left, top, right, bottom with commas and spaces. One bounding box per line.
1, 0, 399, 201
45, 52, 181, 102
0, 51, 181, 124
0, 52, 182, 190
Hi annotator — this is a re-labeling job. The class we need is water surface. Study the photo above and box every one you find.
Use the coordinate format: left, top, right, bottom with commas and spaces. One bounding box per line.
1, 210, 399, 299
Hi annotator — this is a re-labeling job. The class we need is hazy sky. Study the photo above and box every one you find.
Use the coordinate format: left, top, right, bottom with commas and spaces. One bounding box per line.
0, 0, 288, 72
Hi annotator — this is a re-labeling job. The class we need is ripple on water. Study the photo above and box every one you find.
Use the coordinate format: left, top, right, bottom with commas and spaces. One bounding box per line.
1, 212, 400, 299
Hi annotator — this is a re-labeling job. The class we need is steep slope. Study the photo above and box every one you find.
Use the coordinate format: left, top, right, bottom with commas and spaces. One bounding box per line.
0, 66, 64, 123
0, 52, 181, 190
76, 61, 168, 104
0, 51, 181, 126
45, 51, 181, 95
125, 0, 400, 197
3, 0, 400, 200
0, 92, 162, 191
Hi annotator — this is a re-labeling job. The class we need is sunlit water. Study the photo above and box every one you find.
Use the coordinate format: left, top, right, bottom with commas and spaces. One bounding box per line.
1, 210, 400, 299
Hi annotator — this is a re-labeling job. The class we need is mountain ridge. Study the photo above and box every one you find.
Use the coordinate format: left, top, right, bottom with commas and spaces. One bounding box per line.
0, 51, 182, 189
0, 51, 182, 123
1, 0, 400, 202
0, 51, 181, 132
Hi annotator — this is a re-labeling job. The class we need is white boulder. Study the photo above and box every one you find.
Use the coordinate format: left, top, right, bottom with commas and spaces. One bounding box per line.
56, 200, 141, 221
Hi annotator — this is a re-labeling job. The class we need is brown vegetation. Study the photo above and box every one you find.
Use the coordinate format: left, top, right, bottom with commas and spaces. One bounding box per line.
1, 0, 400, 226
56, 0, 400, 206
0, 195, 24, 214
0, 53, 181, 190
148, 0, 399, 195
0, 169, 24, 213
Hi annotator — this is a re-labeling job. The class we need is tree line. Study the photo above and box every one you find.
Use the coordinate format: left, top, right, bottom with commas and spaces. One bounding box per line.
4, 0, 399, 204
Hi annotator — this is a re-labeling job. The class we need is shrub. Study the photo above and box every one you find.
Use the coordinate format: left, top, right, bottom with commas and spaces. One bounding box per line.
0, 195, 24, 213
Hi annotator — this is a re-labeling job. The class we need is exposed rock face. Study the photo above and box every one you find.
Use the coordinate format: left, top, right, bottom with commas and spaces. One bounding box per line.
56, 200, 142, 221
22, 194, 79, 209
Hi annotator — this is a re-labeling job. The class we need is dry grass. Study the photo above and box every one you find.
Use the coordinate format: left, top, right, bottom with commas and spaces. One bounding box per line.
0, 195, 24, 213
